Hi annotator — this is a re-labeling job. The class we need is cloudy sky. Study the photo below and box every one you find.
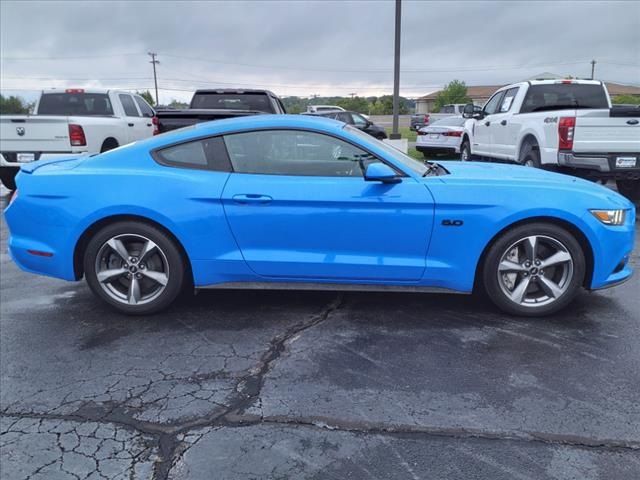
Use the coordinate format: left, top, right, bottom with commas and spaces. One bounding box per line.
1, 0, 638, 104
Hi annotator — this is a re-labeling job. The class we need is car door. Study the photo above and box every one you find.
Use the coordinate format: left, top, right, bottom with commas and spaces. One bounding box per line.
351, 112, 371, 133
133, 95, 156, 138
118, 93, 146, 143
220, 129, 433, 281
489, 87, 520, 159
473, 90, 505, 157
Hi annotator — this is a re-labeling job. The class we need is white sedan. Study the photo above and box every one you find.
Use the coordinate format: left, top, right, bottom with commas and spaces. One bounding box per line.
416, 116, 466, 158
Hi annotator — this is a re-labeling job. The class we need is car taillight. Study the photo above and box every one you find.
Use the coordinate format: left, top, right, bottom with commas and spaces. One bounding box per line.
442, 131, 463, 137
68, 124, 86, 146
424, 115, 430, 123
558, 116, 576, 150
152, 116, 159, 135
65, 88, 85, 94
417, 130, 428, 136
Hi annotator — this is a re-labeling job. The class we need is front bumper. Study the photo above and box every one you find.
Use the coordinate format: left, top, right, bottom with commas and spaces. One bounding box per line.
558, 151, 640, 180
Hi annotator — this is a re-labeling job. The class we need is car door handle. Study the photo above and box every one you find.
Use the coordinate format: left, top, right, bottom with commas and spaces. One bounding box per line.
232, 194, 273, 204
627, 119, 639, 125
128, 123, 134, 127
484, 121, 490, 126
146, 123, 152, 127
500, 120, 507, 126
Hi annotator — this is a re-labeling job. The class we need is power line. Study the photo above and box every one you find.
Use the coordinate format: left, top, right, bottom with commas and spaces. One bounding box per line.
1, 53, 144, 61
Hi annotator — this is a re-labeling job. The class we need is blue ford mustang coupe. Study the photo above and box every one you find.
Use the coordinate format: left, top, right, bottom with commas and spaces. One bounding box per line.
4, 115, 635, 316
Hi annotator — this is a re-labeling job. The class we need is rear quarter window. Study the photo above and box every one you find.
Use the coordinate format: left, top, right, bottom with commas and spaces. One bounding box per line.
154, 137, 231, 171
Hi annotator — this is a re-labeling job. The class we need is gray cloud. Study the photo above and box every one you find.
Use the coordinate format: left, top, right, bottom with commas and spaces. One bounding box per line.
1, 0, 638, 103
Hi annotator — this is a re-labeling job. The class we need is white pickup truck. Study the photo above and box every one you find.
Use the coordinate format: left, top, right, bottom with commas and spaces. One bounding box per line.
0, 89, 157, 190
460, 79, 640, 201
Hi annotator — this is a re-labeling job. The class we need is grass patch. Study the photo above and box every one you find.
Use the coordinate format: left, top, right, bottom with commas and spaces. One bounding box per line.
385, 126, 417, 142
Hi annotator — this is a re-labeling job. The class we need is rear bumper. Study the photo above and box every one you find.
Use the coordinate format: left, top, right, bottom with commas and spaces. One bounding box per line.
557, 151, 640, 180
416, 146, 459, 155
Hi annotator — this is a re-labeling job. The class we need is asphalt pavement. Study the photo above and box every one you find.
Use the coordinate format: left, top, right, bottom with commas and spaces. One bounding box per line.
1, 189, 639, 479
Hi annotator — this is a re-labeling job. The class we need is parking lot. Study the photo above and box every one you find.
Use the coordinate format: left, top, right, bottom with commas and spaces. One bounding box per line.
1, 185, 639, 479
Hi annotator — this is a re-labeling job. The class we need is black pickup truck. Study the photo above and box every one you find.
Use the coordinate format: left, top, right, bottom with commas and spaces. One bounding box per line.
155, 89, 287, 133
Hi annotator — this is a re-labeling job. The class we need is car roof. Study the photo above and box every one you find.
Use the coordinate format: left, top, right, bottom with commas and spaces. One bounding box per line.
143, 114, 346, 148
193, 89, 277, 96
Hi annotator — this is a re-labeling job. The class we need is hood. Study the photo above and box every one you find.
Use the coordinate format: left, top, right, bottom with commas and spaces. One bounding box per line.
435, 161, 633, 209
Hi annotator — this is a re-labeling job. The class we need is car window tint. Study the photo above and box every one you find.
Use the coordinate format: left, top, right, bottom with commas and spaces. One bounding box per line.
119, 94, 140, 117
499, 87, 519, 113
520, 83, 609, 113
134, 96, 155, 117
223, 130, 377, 177
483, 91, 506, 115
155, 137, 230, 171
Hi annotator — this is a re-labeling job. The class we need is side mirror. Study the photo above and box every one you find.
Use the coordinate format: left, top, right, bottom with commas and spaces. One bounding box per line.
364, 162, 400, 184
463, 103, 484, 120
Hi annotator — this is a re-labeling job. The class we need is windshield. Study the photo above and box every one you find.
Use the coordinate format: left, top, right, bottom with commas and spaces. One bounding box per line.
37, 93, 114, 116
343, 125, 428, 176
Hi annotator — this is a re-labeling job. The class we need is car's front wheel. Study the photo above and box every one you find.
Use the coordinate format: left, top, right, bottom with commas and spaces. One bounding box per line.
460, 139, 471, 161
84, 221, 186, 315
482, 223, 585, 316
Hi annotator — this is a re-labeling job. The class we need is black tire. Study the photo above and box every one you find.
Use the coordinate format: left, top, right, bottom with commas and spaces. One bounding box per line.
482, 222, 586, 317
0, 171, 17, 191
616, 179, 640, 203
100, 138, 119, 153
519, 143, 541, 168
84, 221, 186, 315
460, 139, 471, 161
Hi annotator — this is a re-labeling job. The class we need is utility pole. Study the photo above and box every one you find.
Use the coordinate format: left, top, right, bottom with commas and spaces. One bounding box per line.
390, 0, 402, 139
349, 92, 356, 99
590, 59, 596, 80
148, 52, 160, 105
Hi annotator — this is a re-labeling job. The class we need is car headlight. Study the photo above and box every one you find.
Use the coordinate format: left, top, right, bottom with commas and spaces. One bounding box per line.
590, 209, 626, 226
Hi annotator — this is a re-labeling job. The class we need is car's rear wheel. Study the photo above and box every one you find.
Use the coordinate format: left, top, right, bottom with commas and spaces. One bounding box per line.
616, 179, 640, 203
482, 223, 585, 316
84, 221, 186, 315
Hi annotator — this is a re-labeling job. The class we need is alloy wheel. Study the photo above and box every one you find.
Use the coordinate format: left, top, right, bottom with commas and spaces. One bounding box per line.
95, 234, 169, 306
497, 235, 574, 308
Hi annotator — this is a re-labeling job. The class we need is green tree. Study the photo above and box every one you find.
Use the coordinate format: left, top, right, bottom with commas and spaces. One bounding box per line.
136, 90, 156, 107
612, 94, 640, 105
0, 94, 31, 114
167, 99, 189, 109
433, 80, 471, 113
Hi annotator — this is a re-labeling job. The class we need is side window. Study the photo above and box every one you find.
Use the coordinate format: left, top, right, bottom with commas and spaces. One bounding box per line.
336, 112, 352, 124
154, 137, 231, 171
134, 96, 155, 117
483, 91, 506, 115
352, 113, 368, 128
223, 130, 377, 177
119, 94, 140, 117
499, 87, 519, 113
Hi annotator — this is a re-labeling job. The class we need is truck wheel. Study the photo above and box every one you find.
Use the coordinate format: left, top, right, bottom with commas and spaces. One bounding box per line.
616, 179, 640, 202
460, 140, 471, 161
100, 138, 119, 153
519, 144, 541, 168
0, 171, 17, 191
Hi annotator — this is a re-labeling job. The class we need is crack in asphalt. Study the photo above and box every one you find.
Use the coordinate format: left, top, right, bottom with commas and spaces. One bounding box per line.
3, 292, 639, 480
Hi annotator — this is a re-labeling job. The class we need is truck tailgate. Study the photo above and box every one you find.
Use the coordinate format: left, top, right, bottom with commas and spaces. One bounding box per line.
0, 116, 71, 153
573, 110, 640, 153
